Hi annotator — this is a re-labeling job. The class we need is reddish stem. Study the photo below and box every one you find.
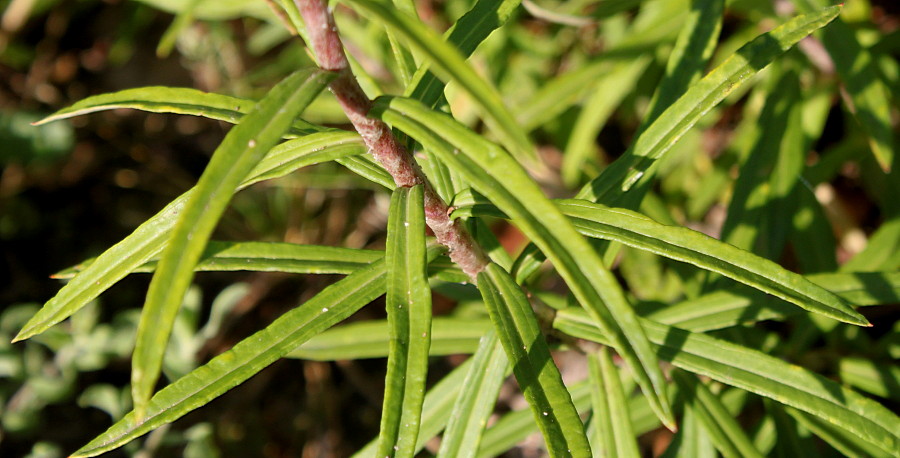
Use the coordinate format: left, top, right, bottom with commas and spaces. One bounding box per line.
295, 0, 488, 281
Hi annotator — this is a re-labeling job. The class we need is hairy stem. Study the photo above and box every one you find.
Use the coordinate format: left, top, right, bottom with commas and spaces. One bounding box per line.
295, 0, 488, 281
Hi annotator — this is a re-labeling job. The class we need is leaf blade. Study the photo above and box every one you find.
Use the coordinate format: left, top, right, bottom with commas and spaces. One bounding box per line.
131, 69, 335, 415
377, 185, 431, 456
478, 263, 591, 455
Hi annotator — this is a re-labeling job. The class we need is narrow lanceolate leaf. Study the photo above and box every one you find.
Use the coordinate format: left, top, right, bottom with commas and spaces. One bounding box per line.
557, 200, 868, 326
553, 313, 900, 456
72, 254, 392, 457
377, 185, 431, 457
588, 348, 640, 458
786, 406, 889, 457
33, 86, 322, 137
57, 242, 382, 277
406, 0, 521, 107
346, 0, 537, 165
371, 95, 676, 431
672, 371, 763, 458
799, 0, 895, 171
453, 195, 869, 326
438, 330, 509, 457
287, 318, 490, 360
131, 69, 335, 417
354, 358, 474, 458
14, 129, 364, 343
576, 5, 842, 203
477, 383, 594, 458
478, 263, 591, 455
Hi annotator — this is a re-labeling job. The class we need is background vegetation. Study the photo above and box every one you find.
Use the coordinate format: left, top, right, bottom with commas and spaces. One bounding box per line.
1, 0, 898, 456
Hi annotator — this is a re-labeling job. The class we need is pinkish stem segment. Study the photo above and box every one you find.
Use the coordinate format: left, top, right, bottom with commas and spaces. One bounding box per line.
295, 0, 488, 281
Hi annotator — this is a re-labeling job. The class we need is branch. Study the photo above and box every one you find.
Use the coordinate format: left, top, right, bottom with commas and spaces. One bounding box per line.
295, 0, 488, 281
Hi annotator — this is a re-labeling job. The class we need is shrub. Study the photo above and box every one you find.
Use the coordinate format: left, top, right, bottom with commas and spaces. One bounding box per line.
11, 0, 899, 456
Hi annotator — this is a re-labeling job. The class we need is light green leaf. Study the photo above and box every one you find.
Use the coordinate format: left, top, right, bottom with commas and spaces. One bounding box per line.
54, 242, 382, 278
128, 69, 336, 416
14, 130, 364, 343
438, 330, 508, 457
557, 199, 868, 326
371, 95, 676, 430
156, 0, 203, 57
799, 0, 895, 171
478, 263, 590, 455
476, 383, 592, 458
346, 0, 538, 166
406, 0, 522, 107
553, 312, 900, 456
576, 4, 842, 203
787, 405, 888, 457
839, 357, 900, 402
672, 371, 763, 458
354, 356, 473, 458
377, 185, 431, 457
453, 194, 869, 326
34, 86, 322, 137
287, 318, 490, 360
588, 348, 640, 458
72, 252, 395, 457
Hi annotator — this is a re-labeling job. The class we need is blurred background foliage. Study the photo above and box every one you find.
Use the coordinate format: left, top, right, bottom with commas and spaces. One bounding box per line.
0, 0, 897, 456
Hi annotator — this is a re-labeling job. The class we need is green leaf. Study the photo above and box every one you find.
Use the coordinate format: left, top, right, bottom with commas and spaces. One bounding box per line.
354, 356, 473, 458
130, 69, 335, 416
476, 383, 593, 457
557, 199, 868, 326
553, 312, 900, 456
377, 185, 431, 457
438, 330, 509, 457
72, 253, 395, 457
799, 0, 895, 171
405, 0, 521, 107
642, 272, 900, 332
156, 0, 203, 57
839, 357, 900, 402
453, 194, 869, 326
588, 348, 640, 458
55, 242, 382, 278
14, 129, 364, 343
346, 0, 538, 166
576, 4, 842, 203
33, 86, 323, 137
287, 318, 489, 360
786, 405, 889, 457
672, 371, 764, 458
371, 95, 676, 430
478, 263, 591, 455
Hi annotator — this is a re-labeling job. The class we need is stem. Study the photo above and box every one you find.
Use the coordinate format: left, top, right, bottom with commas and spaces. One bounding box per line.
295, 0, 488, 281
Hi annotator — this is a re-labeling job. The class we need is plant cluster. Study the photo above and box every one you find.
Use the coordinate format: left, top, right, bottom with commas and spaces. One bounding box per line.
5, 0, 899, 456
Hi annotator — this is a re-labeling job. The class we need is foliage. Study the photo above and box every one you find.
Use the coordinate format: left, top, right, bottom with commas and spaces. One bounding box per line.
5, 0, 899, 456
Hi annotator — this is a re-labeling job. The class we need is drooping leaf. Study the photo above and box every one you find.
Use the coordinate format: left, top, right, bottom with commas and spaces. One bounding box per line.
34, 86, 323, 137
377, 185, 431, 457
478, 263, 591, 455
